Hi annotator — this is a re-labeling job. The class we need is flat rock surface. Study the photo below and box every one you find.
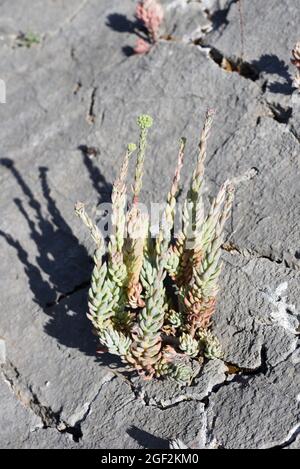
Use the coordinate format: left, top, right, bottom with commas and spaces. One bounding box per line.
203, 0, 300, 102
0, 377, 41, 449
0, 0, 299, 449
207, 353, 300, 449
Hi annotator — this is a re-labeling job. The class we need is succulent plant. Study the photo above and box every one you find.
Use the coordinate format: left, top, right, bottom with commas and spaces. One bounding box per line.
291, 42, 300, 93
75, 111, 234, 384
134, 0, 164, 54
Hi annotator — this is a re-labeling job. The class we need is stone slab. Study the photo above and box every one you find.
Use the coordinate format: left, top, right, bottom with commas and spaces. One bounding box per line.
0, 376, 42, 449
207, 352, 300, 449
0, 0, 299, 450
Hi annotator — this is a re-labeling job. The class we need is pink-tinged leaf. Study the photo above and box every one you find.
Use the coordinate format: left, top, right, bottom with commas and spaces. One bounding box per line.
134, 38, 151, 55
136, 0, 164, 42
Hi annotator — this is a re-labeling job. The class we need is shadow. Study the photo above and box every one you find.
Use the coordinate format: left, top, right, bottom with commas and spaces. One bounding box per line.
106, 13, 139, 34
122, 46, 136, 57
270, 103, 293, 124
252, 54, 294, 95
0, 157, 115, 366
106, 13, 149, 37
205, 0, 236, 32
78, 145, 112, 205
106, 13, 150, 57
127, 426, 169, 449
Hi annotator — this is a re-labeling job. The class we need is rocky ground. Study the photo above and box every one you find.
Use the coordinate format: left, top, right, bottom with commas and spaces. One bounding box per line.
0, 0, 299, 449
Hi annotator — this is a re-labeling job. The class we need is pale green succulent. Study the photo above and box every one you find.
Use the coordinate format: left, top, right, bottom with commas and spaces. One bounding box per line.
75, 112, 234, 384
179, 333, 200, 358
169, 363, 194, 386
167, 310, 184, 328
199, 329, 223, 360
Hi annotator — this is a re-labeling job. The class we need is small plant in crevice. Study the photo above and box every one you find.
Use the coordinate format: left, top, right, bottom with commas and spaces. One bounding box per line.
15, 31, 41, 48
134, 0, 164, 54
291, 42, 300, 93
75, 111, 234, 385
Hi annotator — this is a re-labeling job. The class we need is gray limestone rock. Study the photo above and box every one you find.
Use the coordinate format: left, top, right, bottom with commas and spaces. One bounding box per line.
214, 253, 300, 369
161, 1, 210, 41
0, 289, 116, 423
207, 117, 300, 269
0, 376, 42, 449
131, 359, 227, 408
207, 352, 300, 449
285, 433, 300, 450
0, 0, 299, 450
0, 338, 6, 365
79, 377, 207, 449
22, 428, 77, 449
202, 0, 300, 108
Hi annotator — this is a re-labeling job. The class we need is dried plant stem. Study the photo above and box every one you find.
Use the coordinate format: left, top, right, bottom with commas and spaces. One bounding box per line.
156, 137, 186, 255
238, 0, 245, 61
174, 109, 215, 285
125, 116, 153, 307
191, 109, 215, 199
75, 202, 103, 250
132, 115, 153, 204
109, 143, 136, 259
126, 206, 149, 308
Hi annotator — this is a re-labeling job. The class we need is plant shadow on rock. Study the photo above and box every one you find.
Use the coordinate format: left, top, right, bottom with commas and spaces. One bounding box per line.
78, 145, 113, 206
252, 54, 294, 95
0, 156, 121, 369
204, 0, 236, 32
127, 425, 169, 449
106, 12, 148, 57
